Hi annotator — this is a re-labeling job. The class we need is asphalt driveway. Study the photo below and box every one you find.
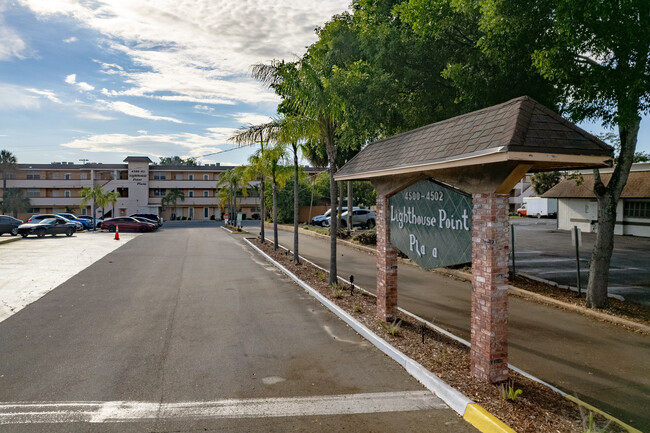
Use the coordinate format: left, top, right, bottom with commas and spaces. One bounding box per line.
0, 227, 475, 432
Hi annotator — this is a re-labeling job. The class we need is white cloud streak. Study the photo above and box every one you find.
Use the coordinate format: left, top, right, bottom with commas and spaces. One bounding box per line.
96, 99, 184, 123
60, 128, 239, 159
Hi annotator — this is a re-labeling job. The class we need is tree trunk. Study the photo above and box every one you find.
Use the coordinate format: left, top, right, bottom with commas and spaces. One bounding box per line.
337, 181, 344, 230
347, 181, 352, 235
293, 143, 300, 263
260, 178, 266, 243
323, 121, 338, 286
586, 114, 640, 308
273, 178, 278, 251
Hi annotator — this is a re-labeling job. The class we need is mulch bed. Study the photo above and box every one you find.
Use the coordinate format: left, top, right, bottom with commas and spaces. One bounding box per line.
252, 238, 624, 433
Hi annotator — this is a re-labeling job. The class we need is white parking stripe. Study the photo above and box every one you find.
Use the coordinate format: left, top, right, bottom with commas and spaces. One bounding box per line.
0, 391, 446, 424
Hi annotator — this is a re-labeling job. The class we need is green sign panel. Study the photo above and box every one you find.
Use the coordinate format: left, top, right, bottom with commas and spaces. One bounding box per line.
390, 179, 472, 269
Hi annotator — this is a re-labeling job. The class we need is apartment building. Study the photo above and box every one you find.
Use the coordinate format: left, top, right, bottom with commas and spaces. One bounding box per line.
1, 156, 264, 222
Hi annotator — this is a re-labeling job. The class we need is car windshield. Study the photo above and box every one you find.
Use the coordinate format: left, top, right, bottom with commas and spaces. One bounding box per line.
39, 218, 56, 224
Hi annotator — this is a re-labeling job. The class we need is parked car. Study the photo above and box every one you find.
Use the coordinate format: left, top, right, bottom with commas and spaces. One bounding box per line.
18, 218, 76, 238
312, 207, 360, 226
0, 215, 23, 236
101, 217, 157, 232
56, 213, 93, 230
339, 209, 376, 229
76, 215, 103, 229
131, 216, 159, 229
321, 207, 364, 228
28, 214, 84, 231
130, 213, 163, 227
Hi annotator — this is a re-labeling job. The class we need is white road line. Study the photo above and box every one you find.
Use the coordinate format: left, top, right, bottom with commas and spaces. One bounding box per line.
0, 391, 446, 424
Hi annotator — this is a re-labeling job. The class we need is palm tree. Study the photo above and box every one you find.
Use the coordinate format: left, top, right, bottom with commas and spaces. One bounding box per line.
248, 144, 292, 250
269, 115, 318, 262
1, 188, 30, 217
1, 150, 18, 196
80, 186, 107, 230
229, 124, 275, 242
216, 167, 248, 222
161, 188, 185, 219
104, 190, 120, 220
252, 59, 345, 284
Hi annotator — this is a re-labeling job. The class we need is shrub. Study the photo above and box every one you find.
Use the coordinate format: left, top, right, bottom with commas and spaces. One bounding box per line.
353, 229, 377, 245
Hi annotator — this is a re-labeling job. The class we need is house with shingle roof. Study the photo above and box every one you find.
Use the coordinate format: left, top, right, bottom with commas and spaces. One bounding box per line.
542, 163, 650, 237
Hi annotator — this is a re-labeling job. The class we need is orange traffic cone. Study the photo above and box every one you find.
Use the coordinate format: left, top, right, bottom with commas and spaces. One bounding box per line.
114, 225, 120, 240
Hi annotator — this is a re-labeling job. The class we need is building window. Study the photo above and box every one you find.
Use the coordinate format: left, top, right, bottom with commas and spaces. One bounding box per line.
189, 208, 194, 219
65, 190, 71, 198
203, 190, 209, 197
27, 189, 40, 198
4, 173, 16, 180
81, 208, 87, 216
624, 201, 650, 218
52, 173, 61, 180
175, 174, 183, 180
203, 174, 209, 181
64, 173, 71, 180
153, 173, 166, 180
204, 207, 209, 218
153, 188, 167, 196
52, 190, 60, 198
189, 174, 194, 181
214, 174, 219, 181
80, 173, 88, 180
188, 191, 194, 198
117, 187, 129, 198
26, 173, 40, 180
28, 208, 40, 213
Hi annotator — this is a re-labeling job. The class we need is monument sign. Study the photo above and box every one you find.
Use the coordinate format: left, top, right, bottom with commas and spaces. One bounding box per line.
390, 179, 472, 269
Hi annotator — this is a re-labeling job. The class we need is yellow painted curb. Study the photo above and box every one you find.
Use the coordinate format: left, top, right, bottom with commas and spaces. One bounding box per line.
564, 395, 642, 433
463, 404, 517, 433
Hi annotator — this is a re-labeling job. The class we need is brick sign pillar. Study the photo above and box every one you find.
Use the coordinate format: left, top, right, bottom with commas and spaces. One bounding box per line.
376, 193, 398, 322
470, 193, 509, 383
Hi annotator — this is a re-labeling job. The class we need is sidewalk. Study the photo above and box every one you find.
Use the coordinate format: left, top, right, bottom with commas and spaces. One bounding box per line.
268, 224, 650, 431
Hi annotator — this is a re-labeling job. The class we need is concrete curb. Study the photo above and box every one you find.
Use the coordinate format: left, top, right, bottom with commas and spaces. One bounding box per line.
0, 237, 22, 245
244, 237, 515, 433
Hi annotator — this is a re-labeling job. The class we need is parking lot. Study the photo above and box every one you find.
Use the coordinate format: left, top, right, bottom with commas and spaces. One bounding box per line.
510, 218, 650, 305
0, 231, 140, 323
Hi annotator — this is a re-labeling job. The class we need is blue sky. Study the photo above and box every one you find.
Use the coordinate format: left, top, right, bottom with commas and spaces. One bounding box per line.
0, 0, 648, 167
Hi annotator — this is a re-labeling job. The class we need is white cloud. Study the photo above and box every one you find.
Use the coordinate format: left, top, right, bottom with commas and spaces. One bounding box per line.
137, 130, 147, 134
19, 0, 349, 105
26, 88, 62, 104
77, 112, 115, 120
65, 73, 95, 91
232, 112, 274, 126
96, 99, 183, 123
60, 128, 240, 159
0, 4, 28, 61
62, 36, 77, 43
0, 84, 41, 110
194, 105, 214, 112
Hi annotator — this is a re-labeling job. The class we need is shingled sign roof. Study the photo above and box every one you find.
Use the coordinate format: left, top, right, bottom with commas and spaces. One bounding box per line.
543, 169, 650, 199
335, 96, 612, 180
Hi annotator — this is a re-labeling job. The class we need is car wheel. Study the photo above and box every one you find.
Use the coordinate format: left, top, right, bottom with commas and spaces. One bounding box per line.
37, 229, 46, 238
139, 226, 147, 232
66, 229, 73, 237
367, 219, 375, 229
341, 220, 347, 229
21, 233, 28, 238
517, 212, 522, 216
10, 227, 18, 236
322, 220, 330, 227
108, 225, 116, 232
537, 213, 542, 218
